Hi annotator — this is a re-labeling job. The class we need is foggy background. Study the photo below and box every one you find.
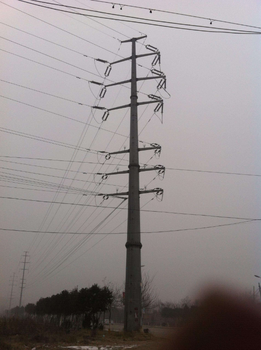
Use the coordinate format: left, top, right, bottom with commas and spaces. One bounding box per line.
1, 0, 261, 312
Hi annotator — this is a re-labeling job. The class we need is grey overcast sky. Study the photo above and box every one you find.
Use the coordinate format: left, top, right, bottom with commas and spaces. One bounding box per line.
1, 0, 261, 311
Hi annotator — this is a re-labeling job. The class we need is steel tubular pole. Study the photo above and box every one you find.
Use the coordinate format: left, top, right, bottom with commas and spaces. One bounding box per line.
124, 38, 142, 332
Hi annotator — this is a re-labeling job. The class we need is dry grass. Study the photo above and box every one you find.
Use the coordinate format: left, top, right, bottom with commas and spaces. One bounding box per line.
0, 317, 166, 350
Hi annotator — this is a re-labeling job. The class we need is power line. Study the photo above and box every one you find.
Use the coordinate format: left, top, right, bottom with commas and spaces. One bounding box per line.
0, 195, 259, 221
0, 93, 131, 139
0, 21, 96, 58
0, 1, 123, 56
0, 219, 258, 235
0, 159, 115, 176
87, 0, 261, 31
0, 184, 87, 194
0, 94, 93, 125
166, 167, 261, 178
2, 156, 260, 178
0, 36, 102, 78
0, 79, 91, 106
18, 0, 261, 34
0, 126, 99, 152
0, 175, 95, 193
0, 48, 91, 82
0, 166, 97, 180
0, 155, 127, 167
51, 0, 129, 41
27, 198, 127, 284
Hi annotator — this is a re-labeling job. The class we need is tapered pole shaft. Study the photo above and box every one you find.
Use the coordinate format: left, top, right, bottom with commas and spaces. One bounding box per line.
124, 38, 142, 332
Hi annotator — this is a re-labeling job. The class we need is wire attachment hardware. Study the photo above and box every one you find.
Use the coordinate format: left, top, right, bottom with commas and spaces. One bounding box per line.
155, 188, 164, 201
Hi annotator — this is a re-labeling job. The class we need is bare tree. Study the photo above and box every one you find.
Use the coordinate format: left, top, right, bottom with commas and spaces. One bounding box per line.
141, 272, 158, 311
104, 273, 158, 314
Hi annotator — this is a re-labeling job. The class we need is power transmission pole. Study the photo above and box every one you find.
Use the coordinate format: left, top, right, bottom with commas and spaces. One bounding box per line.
91, 35, 165, 331
19, 251, 29, 307
8, 272, 16, 311
124, 36, 145, 332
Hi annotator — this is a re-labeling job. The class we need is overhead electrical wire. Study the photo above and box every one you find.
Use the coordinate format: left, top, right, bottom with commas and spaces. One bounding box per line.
18, 0, 261, 34
27, 198, 127, 284
0, 79, 91, 106
22, 38, 131, 262
0, 158, 120, 174
0, 155, 128, 168
0, 175, 119, 191
0, 21, 96, 58
1, 195, 260, 221
0, 48, 91, 82
73, 0, 146, 38
166, 167, 261, 178
0, 95, 94, 126
0, 93, 133, 141
87, 0, 261, 31
0, 166, 97, 180
0, 36, 103, 78
0, 184, 88, 194
29, 103, 103, 250
0, 219, 258, 235
1, 0, 152, 73
0, 1, 124, 56
0, 174, 91, 193
0, 155, 126, 164
2, 156, 259, 179
29, 195, 151, 284
0, 126, 95, 152
51, 0, 129, 41
0, 49, 148, 93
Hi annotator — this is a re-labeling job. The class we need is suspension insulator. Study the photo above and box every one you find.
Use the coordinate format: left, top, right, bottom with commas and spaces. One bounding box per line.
104, 64, 112, 77
102, 110, 110, 121
146, 44, 159, 53
151, 68, 163, 77
99, 86, 107, 98
154, 102, 163, 113
152, 53, 161, 66
148, 94, 162, 101
157, 78, 166, 90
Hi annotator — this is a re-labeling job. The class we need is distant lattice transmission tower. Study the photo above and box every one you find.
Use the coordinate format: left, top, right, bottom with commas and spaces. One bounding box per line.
91, 36, 165, 331
19, 251, 29, 307
8, 272, 16, 311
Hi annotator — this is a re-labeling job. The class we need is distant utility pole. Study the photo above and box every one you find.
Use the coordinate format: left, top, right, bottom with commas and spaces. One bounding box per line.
8, 272, 16, 311
91, 35, 165, 331
19, 251, 29, 307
